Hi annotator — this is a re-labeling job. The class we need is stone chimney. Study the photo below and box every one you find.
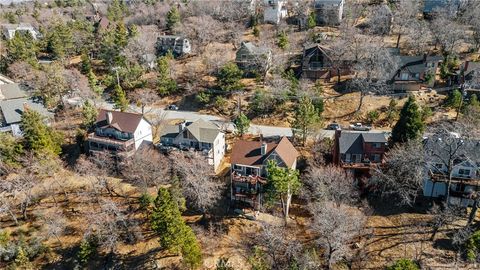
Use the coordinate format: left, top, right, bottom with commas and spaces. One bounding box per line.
261, 142, 267, 156
106, 111, 113, 124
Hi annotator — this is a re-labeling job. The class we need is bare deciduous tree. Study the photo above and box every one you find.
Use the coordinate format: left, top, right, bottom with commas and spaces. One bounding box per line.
304, 165, 358, 206
170, 151, 223, 214
372, 139, 426, 206
129, 88, 158, 114
36, 208, 67, 246
311, 202, 367, 269
121, 147, 170, 192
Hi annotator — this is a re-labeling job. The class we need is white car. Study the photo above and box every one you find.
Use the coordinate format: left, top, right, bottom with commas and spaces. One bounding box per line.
349, 123, 371, 131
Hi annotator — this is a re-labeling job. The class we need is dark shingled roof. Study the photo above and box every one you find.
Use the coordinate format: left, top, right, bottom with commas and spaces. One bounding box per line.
231, 137, 298, 168
96, 109, 143, 133
339, 131, 388, 154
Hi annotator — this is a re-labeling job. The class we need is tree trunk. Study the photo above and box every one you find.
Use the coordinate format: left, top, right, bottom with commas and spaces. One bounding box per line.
356, 92, 365, 113
445, 164, 453, 203
468, 198, 479, 225
396, 34, 401, 48
284, 191, 292, 226
337, 68, 340, 83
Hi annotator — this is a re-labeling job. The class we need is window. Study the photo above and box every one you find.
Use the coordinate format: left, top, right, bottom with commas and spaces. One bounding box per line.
435, 163, 443, 169
183, 131, 188, 139
458, 169, 471, 176
233, 164, 242, 171
372, 143, 381, 148
400, 72, 409, 80
345, 153, 351, 162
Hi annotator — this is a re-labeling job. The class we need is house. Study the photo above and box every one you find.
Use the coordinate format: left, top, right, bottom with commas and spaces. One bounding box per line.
455, 61, 480, 92
301, 44, 351, 80
159, 119, 226, 171
390, 53, 443, 92
230, 136, 299, 208
156, 35, 191, 57
235, 42, 272, 75
263, 0, 288, 24
87, 109, 153, 156
333, 130, 388, 178
1, 23, 39, 40
423, 137, 480, 207
0, 76, 51, 136
423, 0, 460, 19
313, 0, 344, 25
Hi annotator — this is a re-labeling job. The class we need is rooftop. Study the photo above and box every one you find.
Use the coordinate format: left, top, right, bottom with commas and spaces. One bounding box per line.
338, 131, 388, 154
96, 109, 145, 133
231, 136, 298, 168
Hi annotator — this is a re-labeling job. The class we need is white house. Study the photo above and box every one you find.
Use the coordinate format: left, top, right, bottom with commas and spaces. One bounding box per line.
87, 109, 153, 156
2, 23, 39, 40
159, 119, 226, 171
263, 0, 288, 24
423, 137, 480, 207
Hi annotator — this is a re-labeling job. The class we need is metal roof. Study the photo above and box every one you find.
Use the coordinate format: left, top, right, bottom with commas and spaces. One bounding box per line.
0, 98, 51, 125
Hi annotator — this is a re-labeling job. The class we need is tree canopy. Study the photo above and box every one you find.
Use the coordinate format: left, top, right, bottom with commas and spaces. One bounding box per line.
21, 109, 63, 156
391, 96, 425, 144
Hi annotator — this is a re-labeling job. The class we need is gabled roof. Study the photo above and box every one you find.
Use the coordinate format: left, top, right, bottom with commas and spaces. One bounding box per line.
95, 109, 144, 133
303, 44, 333, 62
239, 42, 270, 55
185, 119, 221, 143
0, 98, 51, 125
338, 131, 388, 154
0, 83, 27, 100
396, 55, 442, 75
231, 137, 299, 168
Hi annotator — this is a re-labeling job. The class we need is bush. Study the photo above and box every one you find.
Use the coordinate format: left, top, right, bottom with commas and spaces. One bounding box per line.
366, 110, 380, 124
386, 259, 419, 270
466, 230, 480, 262
139, 193, 154, 211
214, 96, 228, 114
196, 91, 211, 105
77, 237, 98, 265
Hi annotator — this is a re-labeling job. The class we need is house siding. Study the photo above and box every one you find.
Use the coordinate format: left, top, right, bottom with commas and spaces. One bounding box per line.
133, 118, 153, 149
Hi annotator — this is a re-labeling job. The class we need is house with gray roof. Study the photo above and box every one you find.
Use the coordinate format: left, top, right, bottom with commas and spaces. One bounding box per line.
160, 119, 226, 170
314, 0, 344, 25
1, 23, 39, 40
333, 130, 389, 176
423, 0, 460, 19
0, 76, 51, 136
156, 35, 191, 57
390, 53, 443, 92
235, 42, 272, 76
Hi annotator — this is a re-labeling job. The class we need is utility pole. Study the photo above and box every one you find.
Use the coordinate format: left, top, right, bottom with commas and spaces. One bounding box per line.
112, 66, 120, 86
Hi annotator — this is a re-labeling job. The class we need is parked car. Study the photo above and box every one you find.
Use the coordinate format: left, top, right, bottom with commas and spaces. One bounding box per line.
326, 122, 341, 130
349, 123, 371, 131
167, 104, 178, 110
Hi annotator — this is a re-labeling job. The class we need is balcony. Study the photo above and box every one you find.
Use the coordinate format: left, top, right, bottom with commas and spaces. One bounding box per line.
88, 133, 135, 152
231, 171, 266, 185
429, 171, 480, 186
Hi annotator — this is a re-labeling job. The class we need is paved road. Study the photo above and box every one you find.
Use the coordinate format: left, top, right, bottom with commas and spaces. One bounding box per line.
98, 102, 389, 139
99, 102, 295, 137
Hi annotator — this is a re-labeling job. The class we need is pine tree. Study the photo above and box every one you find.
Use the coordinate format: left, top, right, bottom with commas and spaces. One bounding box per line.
87, 69, 103, 95
391, 96, 425, 144
157, 56, 177, 95
265, 160, 301, 225
277, 31, 289, 50
82, 100, 97, 130
469, 94, 480, 108
307, 11, 316, 29
114, 22, 129, 48
291, 96, 321, 146
107, 0, 127, 21
46, 21, 74, 59
6, 31, 38, 65
217, 62, 243, 92
80, 52, 92, 74
113, 84, 129, 112
21, 109, 63, 156
151, 188, 202, 268
0, 133, 23, 166
234, 112, 250, 137
166, 6, 180, 31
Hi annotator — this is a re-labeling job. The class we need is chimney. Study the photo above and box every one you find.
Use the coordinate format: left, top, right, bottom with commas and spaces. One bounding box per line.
179, 121, 186, 133
106, 111, 113, 124
261, 142, 267, 156
333, 129, 342, 164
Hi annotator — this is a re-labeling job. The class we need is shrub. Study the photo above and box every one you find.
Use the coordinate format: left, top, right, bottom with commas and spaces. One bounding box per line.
196, 91, 211, 105
139, 193, 154, 211
386, 259, 419, 270
77, 237, 98, 265
466, 230, 480, 262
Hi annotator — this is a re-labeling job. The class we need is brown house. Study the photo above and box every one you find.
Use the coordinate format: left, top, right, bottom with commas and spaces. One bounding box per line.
301, 44, 351, 81
230, 136, 299, 209
333, 130, 388, 178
